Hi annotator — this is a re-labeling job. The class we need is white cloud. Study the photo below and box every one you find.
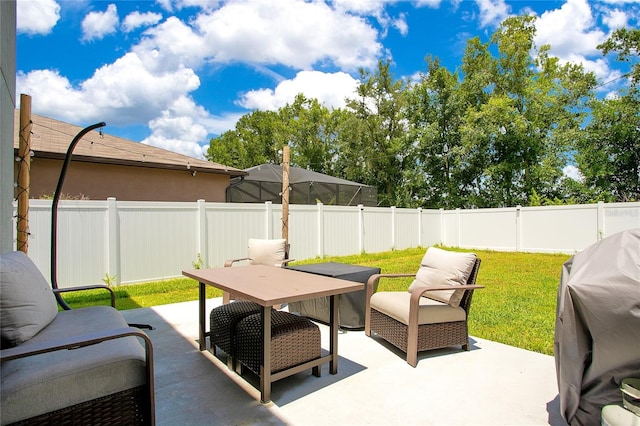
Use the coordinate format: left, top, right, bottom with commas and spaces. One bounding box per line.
563, 165, 584, 182
392, 13, 409, 36
17, 52, 200, 126
192, 0, 382, 70
15, 0, 387, 158
601, 8, 629, 29
238, 70, 359, 111
414, 0, 443, 8
134, 16, 206, 71
142, 97, 210, 159
475, 0, 511, 28
535, 0, 604, 57
331, 0, 388, 15
141, 95, 240, 159
17, 0, 60, 35
534, 0, 620, 85
122, 11, 163, 33
82, 3, 119, 41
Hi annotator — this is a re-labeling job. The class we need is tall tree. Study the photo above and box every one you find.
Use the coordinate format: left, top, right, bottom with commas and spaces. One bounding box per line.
459, 15, 595, 207
206, 109, 284, 169
575, 28, 640, 202
343, 59, 408, 206
576, 95, 640, 202
278, 94, 333, 173
404, 56, 466, 208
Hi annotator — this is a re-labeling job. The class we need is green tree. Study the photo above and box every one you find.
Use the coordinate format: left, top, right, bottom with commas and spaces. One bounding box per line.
598, 27, 640, 87
577, 91, 640, 202
278, 94, 333, 173
459, 15, 595, 207
343, 59, 409, 206
572, 27, 640, 203
206, 110, 284, 169
404, 56, 466, 208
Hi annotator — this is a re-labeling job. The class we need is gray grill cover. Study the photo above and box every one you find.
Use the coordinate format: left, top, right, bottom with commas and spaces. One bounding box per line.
554, 229, 640, 425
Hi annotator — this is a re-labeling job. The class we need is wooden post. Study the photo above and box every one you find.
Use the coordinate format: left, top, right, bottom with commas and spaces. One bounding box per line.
281, 145, 290, 243
17, 94, 32, 253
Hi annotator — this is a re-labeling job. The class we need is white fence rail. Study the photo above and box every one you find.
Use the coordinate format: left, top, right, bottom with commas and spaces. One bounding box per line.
12, 199, 640, 288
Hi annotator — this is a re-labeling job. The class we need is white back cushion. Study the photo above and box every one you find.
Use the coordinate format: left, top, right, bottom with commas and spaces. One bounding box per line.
1, 251, 58, 347
247, 239, 286, 266
407, 247, 477, 307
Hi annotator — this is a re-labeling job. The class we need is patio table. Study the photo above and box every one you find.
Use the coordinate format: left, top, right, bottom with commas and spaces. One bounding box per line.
182, 265, 362, 403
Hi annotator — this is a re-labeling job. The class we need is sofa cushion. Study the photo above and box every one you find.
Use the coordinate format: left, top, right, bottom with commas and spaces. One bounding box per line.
407, 247, 477, 307
0, 306, 147, 424
248, 238, 286, 266
371, 291, 466, 325
0, 251, 58, 347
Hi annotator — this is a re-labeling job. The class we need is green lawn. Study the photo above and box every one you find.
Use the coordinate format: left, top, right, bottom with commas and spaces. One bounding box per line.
62, 247, 570, 356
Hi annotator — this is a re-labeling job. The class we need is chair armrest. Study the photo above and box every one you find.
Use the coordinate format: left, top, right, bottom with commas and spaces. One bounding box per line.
364, 273, 415, 335
277, 258, 295, 267
409, 284, 485, 297
0, 326, 151, 363
224, 257, 251, 267
365, 273, 416, 302
54, 285, 116, 308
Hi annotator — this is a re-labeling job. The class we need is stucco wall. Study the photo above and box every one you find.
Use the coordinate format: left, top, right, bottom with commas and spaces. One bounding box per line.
1, 1, 16, 253
17, 158, 230, 202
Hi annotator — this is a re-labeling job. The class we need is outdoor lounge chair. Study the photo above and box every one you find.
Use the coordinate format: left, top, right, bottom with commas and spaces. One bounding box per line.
0, 251, 155, 425
364, 247, 483, 367
222, 238, 292, 303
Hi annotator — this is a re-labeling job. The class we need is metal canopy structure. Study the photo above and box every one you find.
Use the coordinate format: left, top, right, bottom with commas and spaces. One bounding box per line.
226, 164, 377, 206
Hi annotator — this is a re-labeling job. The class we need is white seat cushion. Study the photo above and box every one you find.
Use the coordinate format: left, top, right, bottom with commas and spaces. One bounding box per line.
407, 247, 477, 307
371, 292, 466, 325
247, 238, 286, 266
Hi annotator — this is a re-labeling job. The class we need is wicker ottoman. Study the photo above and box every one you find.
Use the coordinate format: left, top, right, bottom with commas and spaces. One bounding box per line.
210, 301, 261, 367
235, 310, 321, 377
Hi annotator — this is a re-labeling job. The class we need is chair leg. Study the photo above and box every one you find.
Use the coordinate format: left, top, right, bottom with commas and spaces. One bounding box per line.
407, 352, 418, 368
406, 323, 419, 368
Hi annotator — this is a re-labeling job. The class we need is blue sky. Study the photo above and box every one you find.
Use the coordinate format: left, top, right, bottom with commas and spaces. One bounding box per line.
16, 0, 639, 160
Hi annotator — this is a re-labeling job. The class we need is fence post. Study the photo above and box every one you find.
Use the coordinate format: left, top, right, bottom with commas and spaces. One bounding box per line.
265, 201, 273, 238
515, 205, 522, 252
597, 201, 604, 240
391, 206, 396, 250
358, 204, 364, 254
197, 199, 208, 267
317, 202, 324, 258
439, 208, 445, 245
417, 207, 423, 247
455, 208, 461, 248
106, 197, 120, 285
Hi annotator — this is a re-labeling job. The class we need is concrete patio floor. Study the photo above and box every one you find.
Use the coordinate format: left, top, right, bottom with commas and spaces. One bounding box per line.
122, 298, 568, 426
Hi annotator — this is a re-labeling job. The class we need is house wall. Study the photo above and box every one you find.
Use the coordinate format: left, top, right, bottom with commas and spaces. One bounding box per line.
0, 1, 16, 253
15, 158, 230, 202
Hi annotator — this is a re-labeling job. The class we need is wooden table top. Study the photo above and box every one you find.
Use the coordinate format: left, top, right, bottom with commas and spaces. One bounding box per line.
183, 265, 363, 306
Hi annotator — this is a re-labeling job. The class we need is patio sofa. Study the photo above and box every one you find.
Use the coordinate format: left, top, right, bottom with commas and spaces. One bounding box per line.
0, 251, 154, 425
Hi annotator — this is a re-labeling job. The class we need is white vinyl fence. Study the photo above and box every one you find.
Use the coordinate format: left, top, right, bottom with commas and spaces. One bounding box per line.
12, 199, 640, 288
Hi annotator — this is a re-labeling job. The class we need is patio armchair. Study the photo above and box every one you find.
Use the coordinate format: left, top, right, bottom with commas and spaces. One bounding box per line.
0, 251, 154, 425
364, 247, 483, 367
222, 238, 292, 303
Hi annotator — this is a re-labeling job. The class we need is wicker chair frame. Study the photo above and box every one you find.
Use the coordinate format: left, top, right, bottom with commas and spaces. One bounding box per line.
0, 285, 155, 425
365, 257, 482, 367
